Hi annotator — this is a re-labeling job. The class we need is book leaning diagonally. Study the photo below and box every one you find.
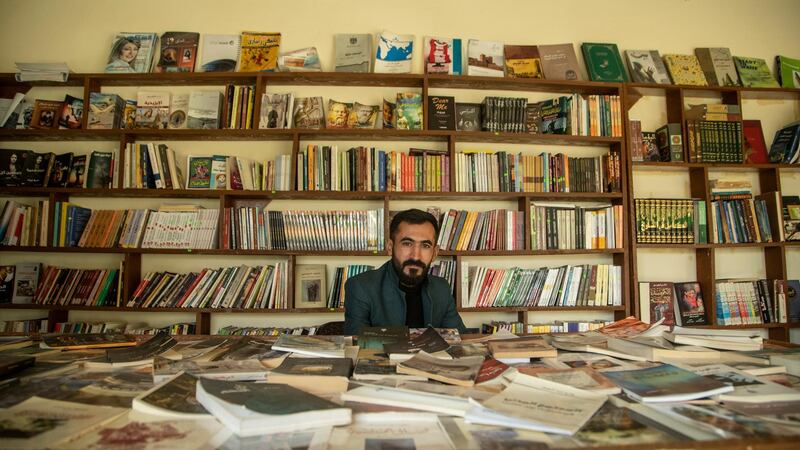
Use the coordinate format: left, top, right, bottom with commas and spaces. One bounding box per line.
464, 381, 606, 435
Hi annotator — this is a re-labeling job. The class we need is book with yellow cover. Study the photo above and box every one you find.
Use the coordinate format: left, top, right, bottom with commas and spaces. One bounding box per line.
663, 54, 708, 86
239, 32, 281, 72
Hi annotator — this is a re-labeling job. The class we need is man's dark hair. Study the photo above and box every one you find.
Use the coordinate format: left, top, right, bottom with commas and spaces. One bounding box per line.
389, 209, 440, 241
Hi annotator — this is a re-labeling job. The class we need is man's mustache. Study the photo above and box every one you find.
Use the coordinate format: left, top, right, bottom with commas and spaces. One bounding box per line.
403, 260, 425, 269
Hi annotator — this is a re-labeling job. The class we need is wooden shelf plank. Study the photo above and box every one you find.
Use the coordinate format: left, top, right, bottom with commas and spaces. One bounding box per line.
458, 306, 624, 312
633, 161, 800, 170
0, 304, 344, 314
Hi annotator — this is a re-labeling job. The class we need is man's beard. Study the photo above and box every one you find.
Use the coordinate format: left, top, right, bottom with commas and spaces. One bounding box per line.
392, 256, 429, 287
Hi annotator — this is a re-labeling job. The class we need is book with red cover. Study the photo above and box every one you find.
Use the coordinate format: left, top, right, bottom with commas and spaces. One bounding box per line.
743, 120, 769, 164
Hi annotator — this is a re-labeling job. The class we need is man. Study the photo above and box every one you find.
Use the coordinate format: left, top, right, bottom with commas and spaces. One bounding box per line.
344, 209, 466, 335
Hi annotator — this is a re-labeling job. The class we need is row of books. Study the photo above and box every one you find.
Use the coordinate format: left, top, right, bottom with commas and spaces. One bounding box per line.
530, 203, 622, 250
530, 94, 623, 138
715, 279, 799, 325
126, 323, 196, 335
454, 151, 621, 193
217, 325, 321, 336
435, 209, 524, 251
52, 321, 125, 334
634, 198, 707, 244
0, 200, 47, 247
686, 120, 744, 163
0, 149, 115, 188
0, 318, 47, 333
222, 208, 384, 252
326, 265, 375, 309
34, 265, 121, 306
429, 260, 457, 295
463, 263, 622, 308
480, 320, 610, 334
127, 263, 288, 309
710, 197, 775, 244
222, 84, 257, 130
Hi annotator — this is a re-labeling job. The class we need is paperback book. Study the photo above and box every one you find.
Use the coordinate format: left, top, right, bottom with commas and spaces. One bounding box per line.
467, 39, 504, 77
734, 56, 780, 88
625, 50, 672, 84
395, 92, 422, 130
334, 34, 372, 72
695, 47, 740, 87
201, 34, 240, 72
396, 352, 484, 387
538, 43, 582, 81
602, 363, 733, 403
239, 32, 281, 72
105, 32, 158, 73
156, 31, 200, 72
424, 36, 462, 75
504, 45, 542, 78
374, 31, 414, 74
292, 96, 325, 129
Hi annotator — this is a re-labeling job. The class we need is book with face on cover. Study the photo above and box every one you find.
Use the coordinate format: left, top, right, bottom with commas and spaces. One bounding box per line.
105, 32, 158, 74
156, 32, 200, 73
325, 99, 352, 129
347, 102, 379, 129
396, 351, 484, 387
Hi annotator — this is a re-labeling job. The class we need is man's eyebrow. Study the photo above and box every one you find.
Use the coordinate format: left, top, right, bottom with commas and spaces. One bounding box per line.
400, 237, 434, 245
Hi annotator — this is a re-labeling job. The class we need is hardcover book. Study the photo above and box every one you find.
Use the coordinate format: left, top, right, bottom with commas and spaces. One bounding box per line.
294, 264, 327, 309
30, 99, 62, 130
347, 102, 379, 129
201, 34, 240, 72
504, 45, 542, 78
395, 93, 423, 130
326, 99, 352, 129
455, 103, 481, 131
156, 31, 200, 72
663, 54, 708, 86
335, 34, 372, 72
538, 43, 582, 81
424, 36, 462, 75
375, 31, 414, 74
292, 96, 325, 129
695, 47, 740, 87
427, 95, 456, 130
239, 32, 281, 72
776, 55, 800, 88
467, 39, 504, 77
625, 50, 672, 84
673, 281, 708, 326
105, 32, 158, 73
743, 120, 769, 164
639, 281, 676, 325
58, 95, 83, 129
582, 42, 628, 82
734, 56, 780, 88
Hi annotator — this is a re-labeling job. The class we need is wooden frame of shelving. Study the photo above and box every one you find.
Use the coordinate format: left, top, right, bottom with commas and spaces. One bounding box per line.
1, 71, 632, 334
623, 82, 800, 340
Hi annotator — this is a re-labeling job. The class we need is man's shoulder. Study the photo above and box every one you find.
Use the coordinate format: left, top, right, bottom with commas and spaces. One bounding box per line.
426, 274, 453, 299
345, 265, 386, 290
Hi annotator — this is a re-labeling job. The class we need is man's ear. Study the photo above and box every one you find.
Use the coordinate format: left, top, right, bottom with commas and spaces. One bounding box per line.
432, 244, 439, 260
386, 238, 393, 254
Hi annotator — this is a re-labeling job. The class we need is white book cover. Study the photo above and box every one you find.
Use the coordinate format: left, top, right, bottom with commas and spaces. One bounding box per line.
201, 34, 241, 72
334, 34, 372, 72
690, 363, 800, 403
374, 31, 414, 74
187, 91, 222, 129
327, 414, 453, 450
467, 39, 504, 77
168, 93, 189, 129
12, 263, 39, 304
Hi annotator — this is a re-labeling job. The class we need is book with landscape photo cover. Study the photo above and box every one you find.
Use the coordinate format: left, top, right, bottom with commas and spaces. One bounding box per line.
467, 39, 504, 77
396, 352, 484, 386
358, 326, 409, 350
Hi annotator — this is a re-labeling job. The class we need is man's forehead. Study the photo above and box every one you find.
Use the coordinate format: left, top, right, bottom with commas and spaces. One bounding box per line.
395, 222, 436, 240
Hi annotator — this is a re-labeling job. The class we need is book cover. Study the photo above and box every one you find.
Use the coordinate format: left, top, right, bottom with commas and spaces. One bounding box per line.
335, 34, 372, 73
87, 93, 123, 129
210, 155, 226, 189
187, 156, 212, 189
48, 152, 73, 187
734, 56, 780, 88
347, 102, 379, 129
272, 335, 346, 358
424, 36, 461, 75
326, 99, 352, 129
135, 91, 170, 129
123, 99, 137, 129
66, 154, 86, 188
259, 93, 291, 129
769, 123, 800, 163
655, 123, 684, 162
427, 96, 456, 130
41, 333, 137, 349
663, 54, 708, 86
382, 99, 395, 129
201, 34, 240, 72
375, 31, 414, 74
105, 32, 158, 73
788, 280, 800, 322
642, 132, 659, 161
168, 93, 189, 129
21, 151, 51, 187
488, 336, 557, 358
776, 55, 800, 88
625, 50, 672, 84
504, 45, 542, 79
277, 47, 321, 72
695, 47, 740, 87
187, 91, 222, 129
782, 196, 800, 242
58, 94, 83, 129
456, 103, 481, 131
30, 99, 62, 130
576, 403, 680, 446
582, 42, 628, 82
11, 263, 39, 304
467, 39, 504, 77
674, 281, 708, 326
271, 357, 352, 378
395, 93, 423, 130
239, 32, 281, 72
538, 43, 582, 81
397, 352, 484, 387
292, 96, 325, 129
65, 413, 223, 449
157, 31, 200, 72
743, 120, 769, 164
86, 151, 113, 189
294, 264, 327, 309
603, 364, 733, 402
0, 265, 13, 303
643, 282, 676, 325
383, 327, 449, 356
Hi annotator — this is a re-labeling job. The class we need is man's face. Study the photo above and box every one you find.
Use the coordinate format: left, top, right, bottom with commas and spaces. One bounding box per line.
388, 221, 438, 287
356, 107, 371, 124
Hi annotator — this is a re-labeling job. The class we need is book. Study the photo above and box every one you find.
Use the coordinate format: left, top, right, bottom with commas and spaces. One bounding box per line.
382, 98, 395, 129
105, 32, 158, 73
22, 151, 52, 187
294, 264, 327, 309
602, 363, 734, 403
85, 332, 177, 369
734, 56, 780, 88
239, 32, 281, 72
488, 336, 557, 359
639, 282, 676, 325
268, 357, 352, 395
168, 93, 189, 129
358, 326, 409, 350
455, 103, 481, 131
0, 355, 35, 378
427, 95, 456, 130
187, 91, 223, 129
625, 50, 672, 84
292, 96, 325, 129
195, 378, 351, 437
383, 327, 449, 361
656, 123, 684, 162
341, 383, 472, 416
396, 352, 484, 387
605, 336, 719, 362
466, 39, 504, 77
769, 123, 800, 163
673, 281, 708, 326
156, 31, 199, 72
509, 366, 620, 396
546, 334, 647, 362
12, 263, 39, 304
504, 45, 542, 79
395, 92, 423, 130
691, 363, 800, 403
57, 94, 83, 129
30, 99, 62, 130
87, 92, 124, 129
135, 91, 170, 129
743, 120, 770, 163
695, 47, 740, 87
335, 34, 372, 72
538, 43, 582, 81
374, 31, 414, 74
40, 333, 137, 350
347, 102, 379, 129
47, 152, 73, 187
259, 93, 292, 129
201, 34, 240, 72
271, 335, 346, 358
276, 47, 321, 72
776, 55, 800, 88
326, 99, 351, 129
642, 131, 659, 161
663, 54, 708, 86
132, 372, 210, 418
85, 151, 112, 189
424, 36, 462, 75
65, 154, 86, 188
186, 155, 212, 188
582, 42, 628, 82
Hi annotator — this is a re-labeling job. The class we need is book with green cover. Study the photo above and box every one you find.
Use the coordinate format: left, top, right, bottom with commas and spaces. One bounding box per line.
776, 55, 800, 88
734, 56, 779, 88
582, 43, 628, 82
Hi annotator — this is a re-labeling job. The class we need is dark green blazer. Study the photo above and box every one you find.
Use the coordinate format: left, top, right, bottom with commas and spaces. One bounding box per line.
343, 261, 466, 335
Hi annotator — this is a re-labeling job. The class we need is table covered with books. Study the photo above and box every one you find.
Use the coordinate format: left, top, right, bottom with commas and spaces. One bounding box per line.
1, 317, 799, 449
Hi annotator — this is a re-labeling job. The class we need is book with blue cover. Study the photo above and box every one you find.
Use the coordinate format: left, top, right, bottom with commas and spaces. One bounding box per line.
603, 363, 733, 403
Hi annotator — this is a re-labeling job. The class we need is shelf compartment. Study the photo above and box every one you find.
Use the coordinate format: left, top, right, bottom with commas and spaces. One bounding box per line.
633, 161, 800, 171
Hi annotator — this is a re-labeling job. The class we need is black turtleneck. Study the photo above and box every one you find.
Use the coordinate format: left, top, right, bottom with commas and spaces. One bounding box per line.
400, 281, 424, 328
